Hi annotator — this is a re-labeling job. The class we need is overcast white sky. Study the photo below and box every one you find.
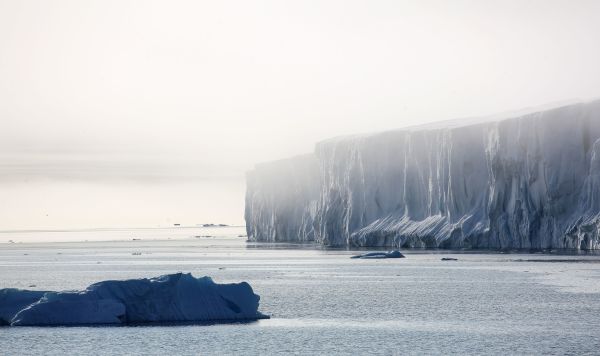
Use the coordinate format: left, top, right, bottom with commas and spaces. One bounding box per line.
1, 0, 600, 229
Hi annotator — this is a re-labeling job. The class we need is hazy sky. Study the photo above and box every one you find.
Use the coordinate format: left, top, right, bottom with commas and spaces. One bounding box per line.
1, 0, 600, 229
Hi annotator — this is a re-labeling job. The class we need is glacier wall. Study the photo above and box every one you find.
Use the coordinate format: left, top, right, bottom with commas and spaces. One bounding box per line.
246, 100, 600, 249
245, 154, 319, 242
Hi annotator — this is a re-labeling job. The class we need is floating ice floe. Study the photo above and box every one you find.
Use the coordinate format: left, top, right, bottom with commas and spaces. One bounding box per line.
0, 273, 269, 326
350, 250, 405, 259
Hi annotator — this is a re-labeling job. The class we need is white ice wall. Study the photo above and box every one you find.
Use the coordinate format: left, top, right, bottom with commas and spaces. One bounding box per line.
245, 154, 319, 242
246, 100, 600, 249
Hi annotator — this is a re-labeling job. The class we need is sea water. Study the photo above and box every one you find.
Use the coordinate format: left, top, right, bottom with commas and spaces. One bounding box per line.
1, 227, 599, 355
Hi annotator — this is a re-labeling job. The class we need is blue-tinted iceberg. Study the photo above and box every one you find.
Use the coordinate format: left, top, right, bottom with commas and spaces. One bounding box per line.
350, 250, 405, 259
0, 289, 49, 325
1, 273, 268, 326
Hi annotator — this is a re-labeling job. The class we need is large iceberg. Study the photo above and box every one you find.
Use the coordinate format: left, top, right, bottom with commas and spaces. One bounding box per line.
245, 99, 600, 249
1, 273, 268, 326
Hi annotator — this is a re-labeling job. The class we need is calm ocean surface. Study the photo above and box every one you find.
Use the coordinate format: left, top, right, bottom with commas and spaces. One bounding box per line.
1, 227, 600, 355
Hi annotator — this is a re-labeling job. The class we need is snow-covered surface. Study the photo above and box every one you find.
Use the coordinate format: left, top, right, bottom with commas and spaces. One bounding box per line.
246, 99, 600, 249
2, 273, 268, 326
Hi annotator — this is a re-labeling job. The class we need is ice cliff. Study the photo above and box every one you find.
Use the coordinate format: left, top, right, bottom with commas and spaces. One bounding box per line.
0, 273, 268, 326
245, 99, 600, 249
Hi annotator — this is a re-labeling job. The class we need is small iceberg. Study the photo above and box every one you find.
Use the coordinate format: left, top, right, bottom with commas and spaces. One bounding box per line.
0, 273, 269, 326
350, 250, 405, 259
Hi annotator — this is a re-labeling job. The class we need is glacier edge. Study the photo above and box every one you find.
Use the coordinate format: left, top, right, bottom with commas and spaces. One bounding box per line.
245, 100, 600, 249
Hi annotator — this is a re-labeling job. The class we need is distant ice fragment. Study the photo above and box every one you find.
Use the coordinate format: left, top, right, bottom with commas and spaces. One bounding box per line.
1, 273, 268, 326
351, 250, 405, 259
